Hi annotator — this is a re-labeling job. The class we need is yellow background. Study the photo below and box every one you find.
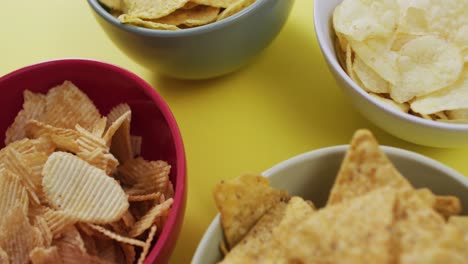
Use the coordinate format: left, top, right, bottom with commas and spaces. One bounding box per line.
2, 1, 468, 263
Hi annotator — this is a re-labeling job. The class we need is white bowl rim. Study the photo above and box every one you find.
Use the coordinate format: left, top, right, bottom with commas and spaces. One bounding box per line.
192, 145, 468, 263
87, 0, 272, 37
313, 1, 468, 132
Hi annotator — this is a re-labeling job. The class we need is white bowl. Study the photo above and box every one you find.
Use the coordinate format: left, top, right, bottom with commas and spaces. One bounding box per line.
313, 0, 468, 148
192, 146, 468, 263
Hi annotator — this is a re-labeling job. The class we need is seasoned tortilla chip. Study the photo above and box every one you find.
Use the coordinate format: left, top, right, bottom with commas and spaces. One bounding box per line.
393, 190, 446, 263
213, 174, 288, 248
278, 188, 396, 264
220, 201, 288, 263
434, 195, 462, 219
327, 129, 413, 205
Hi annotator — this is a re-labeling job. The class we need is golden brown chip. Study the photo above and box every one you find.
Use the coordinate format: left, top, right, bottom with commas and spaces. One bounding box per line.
279, 188, 396, 264
119, 157, 170, 194
120, 243, 136, 264
129, 198, 173, 238
55, 240, 107, 264
75, 125, 119, 175
220, 202, 288, 263
106, 104, 133, 163
449, 216, 468, 232
128, 192, 161, 202
5, 90, 46, 145
434, 195, 462, 219
25, 120, 79, 153
394, 189, 447, 263
327, 129, 413, 205
213, 174, 288, 248
154, 5, 219, 27
95, 238, 125, 264
87, 224, 145, 247
130, 136, 142, 157
122, 0, 189, 19
192, 0, 237, 8
91, 117, 108, 138
0, 207, 43, 264
0, 137, 54, 160
0, 169, 29, 217
45, 81, 101, 131
118, 14, 180, 30
136, 225, 157, 264
217, 0, 255, 21
2, 148, 41, 205
42, 152, 129, 224
0, 247, 8, 264
33, 216, 53, 248
29, 246, 62, 264
42, 208, 78, 238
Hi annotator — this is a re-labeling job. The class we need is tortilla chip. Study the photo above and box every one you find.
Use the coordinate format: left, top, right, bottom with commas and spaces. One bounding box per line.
327, 129, 413, 205
154, 5, 219, 27
220, 202, 288, 263
393, 190, 447, 263
213, 174, 288, 248
434, 195, 462, 219
278, 188, 396, 264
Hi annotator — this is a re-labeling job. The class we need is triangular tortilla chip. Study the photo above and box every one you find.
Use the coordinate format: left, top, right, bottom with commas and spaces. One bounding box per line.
393, 190, 446, 263
327, 129, 412, 205
213, 174, 288, 248
278, 187, 396, 264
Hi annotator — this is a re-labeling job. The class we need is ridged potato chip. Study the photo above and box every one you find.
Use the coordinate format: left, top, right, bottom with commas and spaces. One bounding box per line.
42, 208, 78, 238
155, 5, 219, 27
120, 243, 136, 264
25, 120, 80, 153
42, 152, 129, 223
95, 238, 126, 264
106, 105, 133, 163
2, 148, 42, 205
119, 157, 170, 193
5, 90, 46, 145
45, 81, 101, 131
391, 35, 463, 103
0, 207, 43, 264
136, 225, 157, 264
411, 70, 468, 115
87, 224, 145, 247
29, 246, 62, 264
0, 247, 8, 264
333, 0, 399, 41
128, 198, 173, 238
33, 216, 53, 248
217, 0, 255, 21
0, 169, 29, 217
130, 136, 142, 157
128, 192, 161, 202
122, 0, 189, 19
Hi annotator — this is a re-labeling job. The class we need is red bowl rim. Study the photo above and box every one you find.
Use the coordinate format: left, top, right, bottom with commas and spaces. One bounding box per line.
0, 58, 187, 263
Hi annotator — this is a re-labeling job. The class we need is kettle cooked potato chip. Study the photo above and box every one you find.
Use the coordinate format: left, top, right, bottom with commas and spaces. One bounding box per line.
334, 0, 468, 123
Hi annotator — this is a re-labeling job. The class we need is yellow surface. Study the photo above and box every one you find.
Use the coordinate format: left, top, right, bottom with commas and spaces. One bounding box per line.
2, 1, 468, 263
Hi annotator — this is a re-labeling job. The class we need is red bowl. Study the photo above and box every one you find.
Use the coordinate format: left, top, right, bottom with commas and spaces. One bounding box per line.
0, 59, 187, 264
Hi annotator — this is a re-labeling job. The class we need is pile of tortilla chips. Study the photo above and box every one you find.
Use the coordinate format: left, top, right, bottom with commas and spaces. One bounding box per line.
0, 81, 174, 264
98, 0, 256, 30
333, 0, 468, 123
214, 130, 467, 263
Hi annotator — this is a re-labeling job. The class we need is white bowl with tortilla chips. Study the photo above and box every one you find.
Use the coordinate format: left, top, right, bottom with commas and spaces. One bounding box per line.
314, 0, 468, 147
192, 130, 468, 263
